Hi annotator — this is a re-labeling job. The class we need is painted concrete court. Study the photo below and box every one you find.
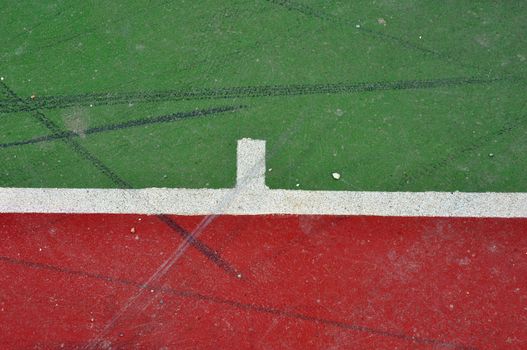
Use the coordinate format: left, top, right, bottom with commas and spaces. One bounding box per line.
1, 1, 526, 349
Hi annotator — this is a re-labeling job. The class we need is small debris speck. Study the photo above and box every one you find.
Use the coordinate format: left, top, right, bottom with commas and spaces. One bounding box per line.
335, 108, 344, 116
0, 77, 4, 81
332, 172, 341, 180
488, 153, 494, 157
377, 18, 386, 26
130, 227, 135, 233
355, 24, 361, 28
237, 273, 242, 278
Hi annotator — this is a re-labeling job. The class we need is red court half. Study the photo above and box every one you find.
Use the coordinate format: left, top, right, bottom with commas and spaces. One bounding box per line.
0, 213, 526, 349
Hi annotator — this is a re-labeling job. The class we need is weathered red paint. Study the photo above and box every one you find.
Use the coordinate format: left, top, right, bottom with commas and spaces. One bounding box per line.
0, 214, 526, 349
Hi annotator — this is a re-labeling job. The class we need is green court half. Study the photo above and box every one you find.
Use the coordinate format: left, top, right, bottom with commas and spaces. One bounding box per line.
1, 0, 526, 191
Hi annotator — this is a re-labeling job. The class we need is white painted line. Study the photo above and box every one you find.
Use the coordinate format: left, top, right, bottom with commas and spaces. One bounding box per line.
1, 187, 526, 217
0, 139, 526, 217
236, 138, 268, 191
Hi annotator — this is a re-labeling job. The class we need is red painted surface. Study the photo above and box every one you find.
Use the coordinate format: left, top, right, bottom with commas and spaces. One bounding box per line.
0, 213, 526, 349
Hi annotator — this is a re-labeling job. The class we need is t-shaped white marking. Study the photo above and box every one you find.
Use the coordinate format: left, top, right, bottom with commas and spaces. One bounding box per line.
1, 138, 526, 217
236, 138, 268, 191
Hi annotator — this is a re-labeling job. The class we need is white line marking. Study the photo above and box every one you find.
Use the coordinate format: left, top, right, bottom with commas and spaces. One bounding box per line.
236, 138, 268, 191
0, 138, 526, 218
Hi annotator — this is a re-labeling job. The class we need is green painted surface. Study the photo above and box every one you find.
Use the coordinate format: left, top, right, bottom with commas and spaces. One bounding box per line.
1, 1, 526, 191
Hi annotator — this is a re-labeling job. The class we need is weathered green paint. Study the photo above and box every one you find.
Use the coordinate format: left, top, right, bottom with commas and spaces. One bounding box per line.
1, 1, 526, 191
